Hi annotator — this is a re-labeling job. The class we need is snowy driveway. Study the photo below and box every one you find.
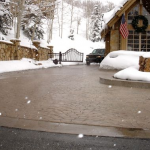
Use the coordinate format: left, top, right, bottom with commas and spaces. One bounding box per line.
0, 65, 150, 130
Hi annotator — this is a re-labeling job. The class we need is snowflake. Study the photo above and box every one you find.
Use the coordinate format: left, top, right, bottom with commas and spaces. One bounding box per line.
78, 134, 84, 138
108, 85, 112, 88
27, 100, 31, 104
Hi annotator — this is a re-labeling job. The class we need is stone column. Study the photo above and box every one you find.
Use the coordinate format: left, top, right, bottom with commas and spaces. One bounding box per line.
32, 41, 40, 60
47, 46, 54, 59
10, 39, 21, 60
32, 41, 40, 48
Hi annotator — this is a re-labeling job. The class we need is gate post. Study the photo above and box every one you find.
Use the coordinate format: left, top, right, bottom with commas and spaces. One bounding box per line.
59, 52, 62, 64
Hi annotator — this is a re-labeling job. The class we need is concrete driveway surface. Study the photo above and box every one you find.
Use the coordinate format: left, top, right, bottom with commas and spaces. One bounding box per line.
0, 65, 150, 136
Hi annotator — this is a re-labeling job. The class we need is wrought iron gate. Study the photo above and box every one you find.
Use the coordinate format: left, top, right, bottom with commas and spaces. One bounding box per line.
48, 48, 84, 64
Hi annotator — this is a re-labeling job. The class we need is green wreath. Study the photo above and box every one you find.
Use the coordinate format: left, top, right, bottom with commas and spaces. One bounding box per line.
132, 15, 148, 33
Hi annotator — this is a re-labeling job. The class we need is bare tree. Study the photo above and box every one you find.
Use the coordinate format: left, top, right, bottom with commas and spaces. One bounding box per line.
70, 0, 74, 29
61, 0, 63, 38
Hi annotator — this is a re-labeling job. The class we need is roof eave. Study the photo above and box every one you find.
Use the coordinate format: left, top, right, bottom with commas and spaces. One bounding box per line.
101, 0, 137, 37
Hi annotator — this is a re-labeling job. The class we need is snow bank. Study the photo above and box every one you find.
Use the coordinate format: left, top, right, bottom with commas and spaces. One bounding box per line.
114, 66, 150, 82
0, 58, 60, 73
100, 50, 144, 69
100, 50, 150, 82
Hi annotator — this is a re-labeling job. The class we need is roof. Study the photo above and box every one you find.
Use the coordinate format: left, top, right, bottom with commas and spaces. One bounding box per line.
101, 0, 137, 38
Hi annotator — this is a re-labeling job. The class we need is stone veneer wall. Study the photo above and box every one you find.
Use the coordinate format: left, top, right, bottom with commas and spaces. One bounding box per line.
0, 39, 53, 61
110, 30, 119, 52
139, 56, 150, 72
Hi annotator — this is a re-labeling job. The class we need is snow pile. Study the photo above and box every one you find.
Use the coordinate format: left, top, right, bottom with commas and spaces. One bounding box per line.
100, 50, 145, 70
100, 50, 150, 82
114, 66, 150, 82
0, 58, 60, 73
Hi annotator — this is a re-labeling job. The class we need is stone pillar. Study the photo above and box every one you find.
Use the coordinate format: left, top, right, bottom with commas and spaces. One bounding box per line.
32, 41, 40, 48
110, 30, 119, 52
10, 39, 21, 60
47, 46, 54, 58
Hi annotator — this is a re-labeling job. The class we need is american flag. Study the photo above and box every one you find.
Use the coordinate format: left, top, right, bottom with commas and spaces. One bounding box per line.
120, 14, 129, 38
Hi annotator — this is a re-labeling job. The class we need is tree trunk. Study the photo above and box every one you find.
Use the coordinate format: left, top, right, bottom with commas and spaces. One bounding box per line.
31, 24, 36, 42
70, 0, 74, 29
61, 0, 63, 38
16, 0, 24, 39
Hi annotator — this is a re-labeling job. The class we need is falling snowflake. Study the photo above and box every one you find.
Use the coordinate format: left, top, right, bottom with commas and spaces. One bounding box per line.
138, 111, 141, 114
27, 100, 31, 104
0, 112, 1, 116
25, 97, 28, 99
15, 109, 18, 112
78, 134, 84, 138
114, 144, 116, 147
122, 119, 124, 122
108, 85, 112, 88
39, 117, 42, 120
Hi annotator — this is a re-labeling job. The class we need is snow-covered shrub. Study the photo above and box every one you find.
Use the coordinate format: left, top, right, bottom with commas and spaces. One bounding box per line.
68, 28, 74, 40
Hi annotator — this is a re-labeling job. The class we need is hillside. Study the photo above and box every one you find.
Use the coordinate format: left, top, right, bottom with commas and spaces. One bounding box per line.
1, 0, 105, 57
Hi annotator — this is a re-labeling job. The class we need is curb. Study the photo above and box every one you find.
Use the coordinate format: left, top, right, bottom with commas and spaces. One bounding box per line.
0, 116, 150, 139
99, 69, 150, 88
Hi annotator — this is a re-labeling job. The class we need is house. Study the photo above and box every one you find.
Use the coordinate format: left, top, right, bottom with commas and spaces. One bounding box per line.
101, 0, 150, 55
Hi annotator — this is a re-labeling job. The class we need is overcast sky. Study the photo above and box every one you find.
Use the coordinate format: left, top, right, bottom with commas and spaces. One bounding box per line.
80, 0, 122, 5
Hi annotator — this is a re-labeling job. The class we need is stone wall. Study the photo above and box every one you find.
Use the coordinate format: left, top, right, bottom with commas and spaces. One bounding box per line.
0, 39, 53, 61
139, 56, 150, 72
110, 30, 119, 52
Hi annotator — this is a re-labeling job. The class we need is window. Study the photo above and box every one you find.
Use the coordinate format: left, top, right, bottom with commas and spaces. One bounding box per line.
127, 4, 150, 51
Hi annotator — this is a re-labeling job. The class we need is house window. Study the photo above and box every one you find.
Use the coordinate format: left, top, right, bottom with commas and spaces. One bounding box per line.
128, 31, 150, 52
128, 5, 139, 24
127, 4, 150, 51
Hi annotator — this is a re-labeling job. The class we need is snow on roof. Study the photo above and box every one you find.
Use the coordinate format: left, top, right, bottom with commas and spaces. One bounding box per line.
101, 0, 128, 31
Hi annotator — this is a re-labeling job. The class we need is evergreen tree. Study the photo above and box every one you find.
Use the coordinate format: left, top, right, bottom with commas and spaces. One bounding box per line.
21, 2, 44, 40
0, 0, 12, 35
90, 5, 101, 42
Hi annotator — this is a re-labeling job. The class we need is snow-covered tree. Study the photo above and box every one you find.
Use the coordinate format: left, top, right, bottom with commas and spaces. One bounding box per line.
90, 5, 102, 42
0, 1, 12, 35
21, 3, 44, 40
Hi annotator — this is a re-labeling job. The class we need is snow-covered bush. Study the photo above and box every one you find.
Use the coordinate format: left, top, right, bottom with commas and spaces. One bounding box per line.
68, 28, 74, 40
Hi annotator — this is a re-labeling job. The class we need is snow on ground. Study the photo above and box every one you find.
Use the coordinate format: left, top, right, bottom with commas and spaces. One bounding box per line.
0, 58, 61, 74
0, 1, 105, 74
100, 50, 150, 82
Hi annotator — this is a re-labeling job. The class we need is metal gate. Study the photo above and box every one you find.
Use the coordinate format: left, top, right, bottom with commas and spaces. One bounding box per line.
48, 48, 84, 64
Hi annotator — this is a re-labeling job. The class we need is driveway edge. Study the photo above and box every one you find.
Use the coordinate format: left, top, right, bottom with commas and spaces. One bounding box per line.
0, 116, 150, 139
